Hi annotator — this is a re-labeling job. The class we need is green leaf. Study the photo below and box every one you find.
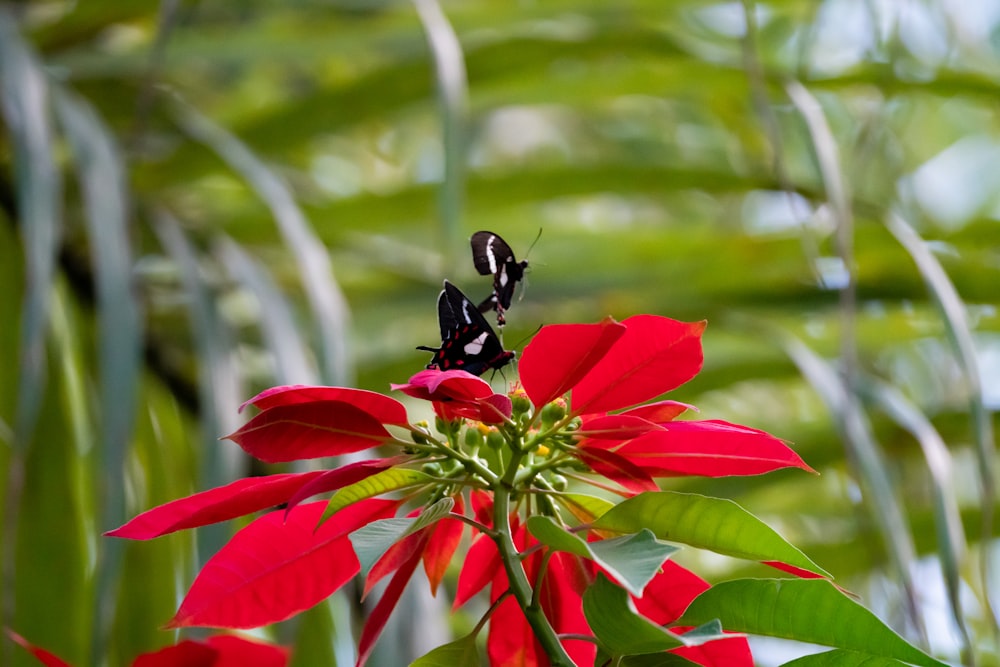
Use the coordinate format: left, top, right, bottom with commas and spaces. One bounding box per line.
679, 579, 948, 667
409, 633, 480, 667
618, 653, 701, 667
323, 468, 432, 521
594, 621, 736, 667
780, 649, 916, 666
350, 497, 453, 574
593, 491, 830, 577
583, 573, 687, 656
527, 516, 677, 596
555, 493, 615, 523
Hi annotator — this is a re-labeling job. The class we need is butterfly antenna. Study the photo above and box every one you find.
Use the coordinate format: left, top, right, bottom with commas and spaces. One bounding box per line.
518, 228, 543, 303
510, 324, 543, 350
524, 227, 543, 259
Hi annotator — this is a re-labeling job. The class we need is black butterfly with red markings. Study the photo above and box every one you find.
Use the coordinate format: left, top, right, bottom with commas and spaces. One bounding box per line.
417, 280, 514, 376
471, 230, 528, 326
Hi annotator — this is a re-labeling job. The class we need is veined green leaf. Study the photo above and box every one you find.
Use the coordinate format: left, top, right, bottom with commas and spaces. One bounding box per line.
409, 633, 479, 666
323, 468, 431, 522
593, 491, 830, 577
527, 516, 676, 596
780, 649, 915, 667
584, 574, 733, 658
350, 497, 454, 574
555, 492, 615, 523
679, 579, 948, 667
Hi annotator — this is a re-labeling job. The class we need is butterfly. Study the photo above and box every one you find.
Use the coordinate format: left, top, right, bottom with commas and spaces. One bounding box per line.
417, 280, 515, 376
471, 230, 529, 326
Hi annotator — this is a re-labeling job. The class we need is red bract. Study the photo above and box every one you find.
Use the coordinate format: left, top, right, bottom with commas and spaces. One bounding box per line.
602, 419, 815, 478
519, 317, 626, 408
226, 400, 393, 462
392, 369, 512, 423
570, 315, 705, 415
6, 629, 72, 667
239, 384, 409, 425
519, 315, 704, 414
168, 500, 397, 629
105, 472, 325, 539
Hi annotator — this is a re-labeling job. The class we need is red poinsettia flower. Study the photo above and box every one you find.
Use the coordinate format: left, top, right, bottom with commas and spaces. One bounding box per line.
519, 314, 813, 493
391, 369, 512, 424
106, 314, 817, 667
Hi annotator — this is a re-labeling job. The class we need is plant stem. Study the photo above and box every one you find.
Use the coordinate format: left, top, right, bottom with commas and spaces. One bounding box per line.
492, 448, 575, 666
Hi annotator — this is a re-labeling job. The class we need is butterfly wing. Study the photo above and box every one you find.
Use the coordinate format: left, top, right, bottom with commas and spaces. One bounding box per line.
471, 231, 514, 276
470, 231, 528, 323
421, 281, 513, 376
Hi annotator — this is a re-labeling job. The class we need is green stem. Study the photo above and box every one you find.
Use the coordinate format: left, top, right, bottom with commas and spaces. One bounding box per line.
492, 448, 575, 666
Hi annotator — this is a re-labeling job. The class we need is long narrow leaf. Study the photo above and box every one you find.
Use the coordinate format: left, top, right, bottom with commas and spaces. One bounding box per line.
0, 9, 62, 450
217, 237, 316, 386
173, 103, 353, 386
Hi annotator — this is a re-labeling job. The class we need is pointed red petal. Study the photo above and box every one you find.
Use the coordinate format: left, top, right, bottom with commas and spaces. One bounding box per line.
619, 399, 697, 423
423, 496, 465, 595
131, 641, 217, 667
539, 552, 595, 666
363, 529, 425, 599
575, 446, 659, 494
487, 595, 545, 667
763, 561, 826, 579
5, 630, 74, 667
240, 385, 408, 425
577, 414, 665, 439
105, 472, 325, 539
519, 317, 627, 408
671, 635, 754, 667
356, 534, 428, 667
226, 401, 392, 463
391, 369, 493, 402
205, 635, 290, 667
283, 456, 410, 516
167, 500, 396, 629
487, 524, 543, 666
470, 489, 493, 527
454, 533, 500, 609
617, 419, 814, 478
571, 316, 705, 415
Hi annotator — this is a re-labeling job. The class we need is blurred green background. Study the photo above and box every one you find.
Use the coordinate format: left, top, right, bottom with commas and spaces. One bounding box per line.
2, 0, 999, 665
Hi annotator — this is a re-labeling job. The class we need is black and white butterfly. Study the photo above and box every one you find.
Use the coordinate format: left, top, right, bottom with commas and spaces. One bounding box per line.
471, 230, 529, 326
417, 280, 515, 376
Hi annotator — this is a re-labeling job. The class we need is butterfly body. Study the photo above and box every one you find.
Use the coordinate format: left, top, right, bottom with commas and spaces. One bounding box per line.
471, 231, 528, 326
418, 281, 514, 376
